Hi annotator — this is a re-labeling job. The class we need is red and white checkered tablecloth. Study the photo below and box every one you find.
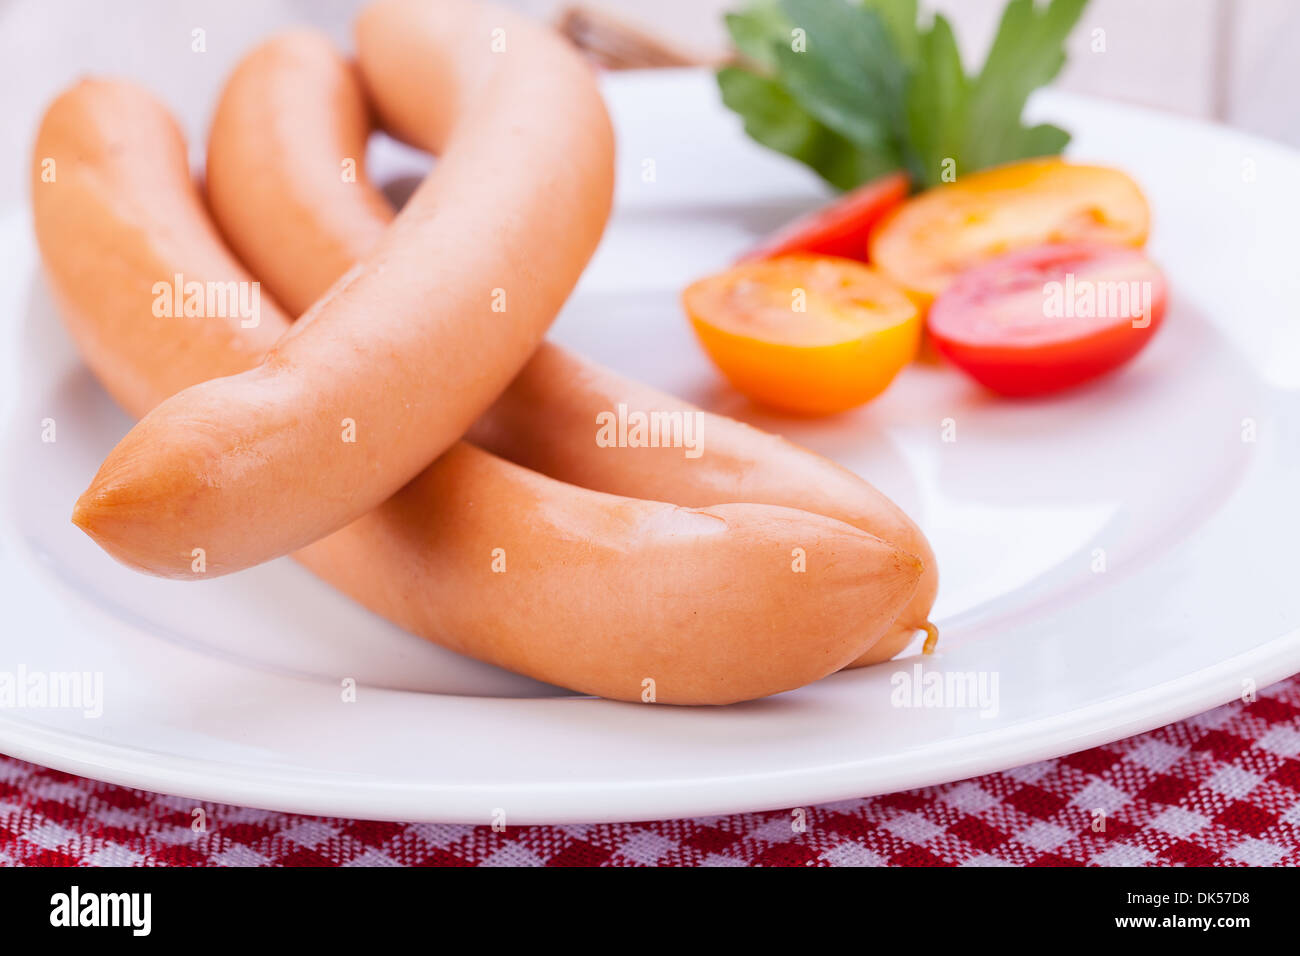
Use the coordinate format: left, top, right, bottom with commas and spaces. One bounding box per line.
2, 675, 1297, 867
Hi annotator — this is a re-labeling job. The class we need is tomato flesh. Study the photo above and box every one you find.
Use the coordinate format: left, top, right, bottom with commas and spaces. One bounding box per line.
683, 255, 920, 415
738, 172, 909, 263
926, 243, 1168, 396
870, 159, 1150, 303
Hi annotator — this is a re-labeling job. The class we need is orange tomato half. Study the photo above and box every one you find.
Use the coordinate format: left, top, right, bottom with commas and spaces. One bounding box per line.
869, 158, 1150, 304
682, 256, 921, 415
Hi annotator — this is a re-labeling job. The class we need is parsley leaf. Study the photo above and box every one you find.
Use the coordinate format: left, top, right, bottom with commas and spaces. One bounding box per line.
723, 0, 789, 70
960, 0, 1087, 170
719, 1, 899, 188
861, 0, 920, 66
772, 0, 907, 162
717, 0, 1089, 191
717, 66, 897, 189
902, 13, 968, 187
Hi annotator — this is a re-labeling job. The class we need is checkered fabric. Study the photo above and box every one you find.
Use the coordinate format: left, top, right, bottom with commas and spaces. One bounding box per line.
2, 675, 1297, 867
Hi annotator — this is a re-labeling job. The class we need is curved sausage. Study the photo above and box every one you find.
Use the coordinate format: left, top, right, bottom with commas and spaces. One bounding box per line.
31, 78, 923, 704
205, 28, 938, 666
204, 28, 392, 317
71, 0, 616, 577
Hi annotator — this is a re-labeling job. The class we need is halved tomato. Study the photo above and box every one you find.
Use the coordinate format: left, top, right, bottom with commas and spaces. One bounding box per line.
683, 256, 920, 415
870, 159, 1150, 304
737, 172, 910, 263
926, 243, 1168, 397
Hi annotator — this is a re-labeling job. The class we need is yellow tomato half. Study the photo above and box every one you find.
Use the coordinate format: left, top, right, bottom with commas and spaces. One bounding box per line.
869, 158, 1150, 304
682, 256, 921, 415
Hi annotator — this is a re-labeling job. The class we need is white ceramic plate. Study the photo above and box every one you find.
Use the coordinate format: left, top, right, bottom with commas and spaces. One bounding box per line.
2, 70, 1298, 824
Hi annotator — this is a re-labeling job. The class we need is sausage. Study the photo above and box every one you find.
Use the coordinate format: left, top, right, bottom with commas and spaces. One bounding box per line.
31, 78, 923, 704
70, 0, 617, 578
204, 28, 392, 318
470, 350, 940, 665
204, 29, 938, 666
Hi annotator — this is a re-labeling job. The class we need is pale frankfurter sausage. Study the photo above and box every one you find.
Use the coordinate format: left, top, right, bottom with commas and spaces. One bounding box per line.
205, 29, 938, 666
32, 79, 922, 704
204, 29, 392, 318
469, 350, 940, 666
71, 0, 616, 578
33, 84, 284, 411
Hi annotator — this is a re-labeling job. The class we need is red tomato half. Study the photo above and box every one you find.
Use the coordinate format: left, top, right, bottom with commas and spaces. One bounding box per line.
927, 244, 1168, 397
737, 171, 909, 263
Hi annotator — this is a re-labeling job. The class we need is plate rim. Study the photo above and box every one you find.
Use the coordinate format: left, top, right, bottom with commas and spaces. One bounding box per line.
1, 628, 1296, 823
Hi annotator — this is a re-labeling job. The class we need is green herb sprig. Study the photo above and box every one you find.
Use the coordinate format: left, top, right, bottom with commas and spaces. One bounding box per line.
718, 0, 1089, 191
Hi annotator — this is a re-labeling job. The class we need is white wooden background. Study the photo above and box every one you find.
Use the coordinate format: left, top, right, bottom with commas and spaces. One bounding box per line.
519, 0, 1300, 144
2, 0, 1298, 208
